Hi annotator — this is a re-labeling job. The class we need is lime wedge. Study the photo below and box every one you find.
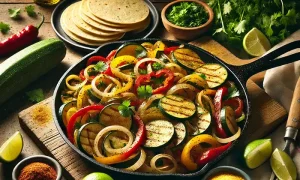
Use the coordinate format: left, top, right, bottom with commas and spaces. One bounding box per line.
0, 131, 23, 163
243, 27, 271, 57
244, 139, 272, 169
83, 172, 114, 180
270, 148, 297, 180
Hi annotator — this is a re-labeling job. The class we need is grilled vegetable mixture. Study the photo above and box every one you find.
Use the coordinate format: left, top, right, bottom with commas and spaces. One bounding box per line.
59, 41, 245, 173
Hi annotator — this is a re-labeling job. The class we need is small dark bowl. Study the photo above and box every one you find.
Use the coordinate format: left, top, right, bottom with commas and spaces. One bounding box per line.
12, 155, 62, 180
203, 166, 251, 180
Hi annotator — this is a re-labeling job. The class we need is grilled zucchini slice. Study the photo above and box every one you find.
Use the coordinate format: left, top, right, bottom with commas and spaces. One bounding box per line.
99, 103, 132, 129
103, 131, 130, 157
143, 120, 175, 149
172, 48, 204, 70
58, 100, 77, 127
158, 95, 196, 120
77, 122, 105, 156
115, 43, 147, 58
195, 63, 228, 88
221, 106, 239, 136
169, 122, 187, 148
189, 106, 211, 135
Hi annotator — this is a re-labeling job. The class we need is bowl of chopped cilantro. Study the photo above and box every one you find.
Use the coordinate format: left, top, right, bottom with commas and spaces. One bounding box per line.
161, 0, 214, 40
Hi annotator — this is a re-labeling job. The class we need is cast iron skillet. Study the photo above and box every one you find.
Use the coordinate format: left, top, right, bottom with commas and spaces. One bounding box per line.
51, 0, 159, 52
53, 38, 300, 179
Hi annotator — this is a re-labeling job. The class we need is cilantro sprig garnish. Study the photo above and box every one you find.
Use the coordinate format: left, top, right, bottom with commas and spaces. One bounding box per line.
118, 100, 134, 117
0, 22, 10, 34
8, 8, 21, 19
26, 88, 45, 103
137, 85, 152, 99
25, 5, 36, 17
152, 62, 164, 71
94, 61, 108, 72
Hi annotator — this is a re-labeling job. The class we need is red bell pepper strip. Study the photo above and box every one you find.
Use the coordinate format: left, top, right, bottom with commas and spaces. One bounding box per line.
197, 142, 232, 167
103, 65, 113, 76
106, 49, 117, 60
67, 105, 104, 144
86, 56, 108, 66
164, 46, 178, 54
79, 69, 85, 81
94, 114, 146, 165
134, 69, 174, 94
0, 14, 44, 56
223, 97, 244, 118
152, 69, 174, 94
213, 87, 228, 138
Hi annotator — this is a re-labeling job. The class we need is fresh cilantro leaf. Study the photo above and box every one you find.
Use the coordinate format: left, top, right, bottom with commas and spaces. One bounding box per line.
118, 100, 133, 117
0, 22, 10, 34
199, 73, 206, 79
137, 85, 152, 99
25, 5, 36, 17
152, 62, 164, 71
135, 46, 147, 58
223, 2, 232, 15
234, 20, 247, 34
8, 8, 21, 19
26, 88, 44, 103
94, 61, 108, 72
138, 69, 147, 75
225, 86, 240, 99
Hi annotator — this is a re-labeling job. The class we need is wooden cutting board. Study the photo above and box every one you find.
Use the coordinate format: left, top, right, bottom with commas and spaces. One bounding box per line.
18, 38, 287, 180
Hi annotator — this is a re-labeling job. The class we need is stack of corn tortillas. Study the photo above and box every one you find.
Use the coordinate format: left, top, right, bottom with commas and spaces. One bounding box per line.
60, 0, 150, 46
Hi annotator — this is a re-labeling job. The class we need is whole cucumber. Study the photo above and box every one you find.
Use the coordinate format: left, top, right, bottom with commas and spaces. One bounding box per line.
0, 38, 66, 105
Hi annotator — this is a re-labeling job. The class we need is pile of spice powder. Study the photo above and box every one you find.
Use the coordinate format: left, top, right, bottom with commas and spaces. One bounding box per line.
18, 162, 57, 180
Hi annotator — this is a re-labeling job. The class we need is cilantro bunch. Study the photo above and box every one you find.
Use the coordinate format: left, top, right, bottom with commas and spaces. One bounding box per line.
209, 0, 300, 49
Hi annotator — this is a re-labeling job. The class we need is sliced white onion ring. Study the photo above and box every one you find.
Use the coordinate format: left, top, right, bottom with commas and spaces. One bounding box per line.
123, 149, 146, 171
91, 74, 121, 98
134, 58, 165, 76
212, 127, 241, 144
137, 94, 164, 115
93, 125, 134, 157
66, 75, 87, 91
83, 65, 95, 80
166, 83, 197, 100
150, 154, 177, 174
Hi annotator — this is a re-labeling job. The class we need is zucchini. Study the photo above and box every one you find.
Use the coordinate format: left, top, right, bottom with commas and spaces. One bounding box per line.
58, 100, 77, 127
158, 95, 196, 120
169, 122, 187, 148
0, 39, 66, 105
115, 43, 147, 58
195, 64, 228, 88
172, 48, 204, 70
221, 106, 239, 136
143, 120, 175, 149
103, 131, 130, 157
77, 122, 105, 156
99, 103, 132, 129
189, 106, 211, 135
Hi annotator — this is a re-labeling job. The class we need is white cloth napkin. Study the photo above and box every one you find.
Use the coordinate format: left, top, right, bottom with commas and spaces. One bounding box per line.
263, 61, 300, 111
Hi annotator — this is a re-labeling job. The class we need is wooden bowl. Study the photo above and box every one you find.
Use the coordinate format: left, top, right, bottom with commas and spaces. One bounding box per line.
161, 0, 214, 41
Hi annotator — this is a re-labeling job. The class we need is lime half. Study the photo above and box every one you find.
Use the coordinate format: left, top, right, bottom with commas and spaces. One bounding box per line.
271, 148, 297, 180
243, 27, 271, 57
0, 131, 23, 163
244, 139, 272, 169
83, 172, 114, 180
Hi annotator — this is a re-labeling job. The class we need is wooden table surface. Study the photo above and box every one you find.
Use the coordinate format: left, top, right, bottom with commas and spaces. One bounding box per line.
0, 0, 299, 180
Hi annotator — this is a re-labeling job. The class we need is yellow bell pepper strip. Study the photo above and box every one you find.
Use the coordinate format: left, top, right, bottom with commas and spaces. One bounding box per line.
67, 105, 104, 144
77, 85, 92, 109
147, 41, 166, 58
181, 134, 219, 171
197, 142, 232, 167
93, 114, 146, 165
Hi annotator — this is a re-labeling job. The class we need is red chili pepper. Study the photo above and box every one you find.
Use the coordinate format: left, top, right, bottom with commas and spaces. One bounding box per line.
67, 105, 104, 144
197, 142, 232, 167
134, 69, 174, 94
213, 87, 228, 138
106, 49, 117, 60
0, 14, 44, 57
223, 97, 244, 118
164, 46, 179, 54
86, 56, 108, 66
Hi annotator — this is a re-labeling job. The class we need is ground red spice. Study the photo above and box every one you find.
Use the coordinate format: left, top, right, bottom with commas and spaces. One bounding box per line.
18, 162, 57, 180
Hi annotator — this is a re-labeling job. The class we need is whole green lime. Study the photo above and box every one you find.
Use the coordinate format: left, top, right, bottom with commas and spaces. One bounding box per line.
83, 172, 113, 180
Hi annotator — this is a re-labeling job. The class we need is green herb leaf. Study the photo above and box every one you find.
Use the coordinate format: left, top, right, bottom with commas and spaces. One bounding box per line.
118, 100, 133, 117
152, 62, 164, 71
97, 81, 106, 89
152, 76, 165, 85
8, 8, 21, 19
223, 2, 232, 15
25, 5, 36, 17
135, 46, 147, 58
138, 69, 147, 75
199, 73, 206, 79
0, 22, 10, 34
94, 61, 108, 72
137, 85, 152, 99
26, 88, 45, 103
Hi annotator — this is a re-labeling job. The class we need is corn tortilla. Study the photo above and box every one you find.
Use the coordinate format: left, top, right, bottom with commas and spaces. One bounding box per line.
88, 0, 149, 25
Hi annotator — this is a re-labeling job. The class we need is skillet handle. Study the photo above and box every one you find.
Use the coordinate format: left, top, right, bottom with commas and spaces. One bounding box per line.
237, 40, 300, 80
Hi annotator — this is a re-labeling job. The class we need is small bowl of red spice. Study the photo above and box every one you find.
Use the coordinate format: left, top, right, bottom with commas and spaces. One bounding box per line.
12, 155, 62, 180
